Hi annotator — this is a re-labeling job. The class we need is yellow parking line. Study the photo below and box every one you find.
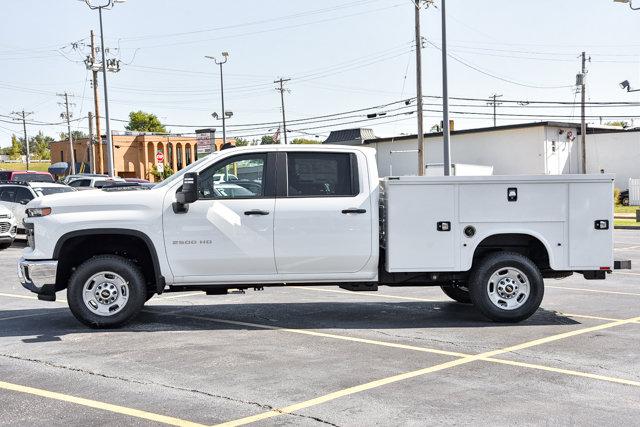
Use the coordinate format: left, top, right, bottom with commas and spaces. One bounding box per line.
481, 357, 640, 387
153, 292, 203, 301
0, 381, 206, 427
558, 312, 623, 322
0, 292, 67, 303
614, 245, 640, 251
152, 310, 467, 358
288, 286, 443, 302
0, 312, 54, 322
546, 285, 640, 297
214, 315, 640, 426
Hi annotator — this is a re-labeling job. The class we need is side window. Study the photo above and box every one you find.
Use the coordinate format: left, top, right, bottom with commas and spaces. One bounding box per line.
286, 152, 358, 197
0, 188, 16, 202
15, 187, 34, 203
198, 154, 266, 199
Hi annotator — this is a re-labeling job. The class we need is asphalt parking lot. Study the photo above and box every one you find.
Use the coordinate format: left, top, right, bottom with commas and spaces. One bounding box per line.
1, 231, 639, 426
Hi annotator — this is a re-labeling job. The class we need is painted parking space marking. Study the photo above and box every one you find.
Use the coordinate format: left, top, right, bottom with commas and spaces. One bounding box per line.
1, 291, 639, 425
0, 380, 206, 427
616, 271, 640, 276
546, 285, 640, 297
288, 286, 444, 302
0, 311, 55, 322
214, 315, 640, 426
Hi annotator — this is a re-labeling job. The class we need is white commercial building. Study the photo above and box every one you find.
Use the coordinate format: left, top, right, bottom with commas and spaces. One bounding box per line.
586, 128, 640, 189
324, 122, 639, 189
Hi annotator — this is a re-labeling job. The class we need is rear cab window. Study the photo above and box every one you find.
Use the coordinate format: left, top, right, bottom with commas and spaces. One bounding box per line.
286, 152, 359, 197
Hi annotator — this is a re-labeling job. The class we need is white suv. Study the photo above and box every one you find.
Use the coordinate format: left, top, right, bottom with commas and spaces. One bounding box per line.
0, 205, 17, 249
0, 182, 75, 232
67, 176, 125, 190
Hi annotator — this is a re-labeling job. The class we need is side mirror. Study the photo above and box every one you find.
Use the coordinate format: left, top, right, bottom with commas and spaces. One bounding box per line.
174, 172, 198, 213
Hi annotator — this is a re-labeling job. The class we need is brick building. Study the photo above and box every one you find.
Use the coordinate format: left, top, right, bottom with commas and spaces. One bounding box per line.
50, 132, 231, 181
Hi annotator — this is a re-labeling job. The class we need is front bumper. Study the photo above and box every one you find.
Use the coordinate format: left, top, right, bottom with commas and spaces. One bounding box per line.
18, 257, 58, 301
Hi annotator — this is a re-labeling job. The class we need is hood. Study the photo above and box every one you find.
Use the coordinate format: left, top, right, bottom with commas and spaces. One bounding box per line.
26, 187, 165, 213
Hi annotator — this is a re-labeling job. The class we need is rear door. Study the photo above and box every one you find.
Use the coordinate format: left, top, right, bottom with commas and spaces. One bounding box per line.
273, 151, 372, 274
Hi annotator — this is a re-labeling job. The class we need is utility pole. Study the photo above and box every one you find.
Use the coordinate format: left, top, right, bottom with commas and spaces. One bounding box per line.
579, 51, 590, 174
88, 111, 95, 173
488, 93, 503, 127
274, 77, 291, 144
414, 0, 427, 175
10, 110, 33, 170
440, 0, 451, 176
89, 30, 103, 174
58, 93, 76, 174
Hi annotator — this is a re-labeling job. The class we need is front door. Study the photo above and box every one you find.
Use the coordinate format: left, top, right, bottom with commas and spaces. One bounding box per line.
163, 152, 277, 280
274, 151, 373, 274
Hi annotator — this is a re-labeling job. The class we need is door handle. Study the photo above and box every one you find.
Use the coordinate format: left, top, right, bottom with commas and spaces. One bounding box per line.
244, 209, 270, 216
341, 208, 367, 214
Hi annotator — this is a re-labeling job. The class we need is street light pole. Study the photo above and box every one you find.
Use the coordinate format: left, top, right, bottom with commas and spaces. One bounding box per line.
206, 52, 229, 146
441, 0, 451, 176
97, 6, 114, 177
414, 0, 425, 176
82, 0, 122, 177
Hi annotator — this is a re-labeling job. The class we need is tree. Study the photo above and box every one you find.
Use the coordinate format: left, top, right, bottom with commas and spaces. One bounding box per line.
125, 111, 167, 133
260, 135, 276, 145
291, 138, 320, 144
9, 134, 22, 160
604, 121, 628, 128
31, 131, 53, 160
59, 130, 88, 141
150, 163, 174, 181
234, 137, 249, 147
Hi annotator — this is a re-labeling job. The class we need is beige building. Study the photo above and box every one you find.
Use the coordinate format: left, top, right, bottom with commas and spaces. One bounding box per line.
51, 132, 231, 182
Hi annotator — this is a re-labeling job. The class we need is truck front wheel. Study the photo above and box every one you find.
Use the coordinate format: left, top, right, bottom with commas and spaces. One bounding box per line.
67, 255, 146, 328
469, 252, 544, 323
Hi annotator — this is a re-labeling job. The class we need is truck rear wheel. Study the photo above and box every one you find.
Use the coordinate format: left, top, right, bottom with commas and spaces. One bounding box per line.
440, 284, 471, 303
67, 255, 146, 328
469, 252, 544, 323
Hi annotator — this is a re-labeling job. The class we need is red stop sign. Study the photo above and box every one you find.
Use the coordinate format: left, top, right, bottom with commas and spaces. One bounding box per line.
156, 151, 164, 163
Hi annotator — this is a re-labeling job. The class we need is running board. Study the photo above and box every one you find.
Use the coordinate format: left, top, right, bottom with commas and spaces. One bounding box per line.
339, 283, 378, 292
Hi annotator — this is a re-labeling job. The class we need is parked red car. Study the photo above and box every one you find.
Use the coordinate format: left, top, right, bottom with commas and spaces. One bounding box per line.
0, 170, 54, 183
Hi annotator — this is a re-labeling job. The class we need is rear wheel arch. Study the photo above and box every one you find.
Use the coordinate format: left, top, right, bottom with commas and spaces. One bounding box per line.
53, 229, 164, 295
471, 232, 552, 272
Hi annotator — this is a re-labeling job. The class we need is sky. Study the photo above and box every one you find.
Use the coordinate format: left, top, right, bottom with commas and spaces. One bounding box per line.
1, 0, 640, 147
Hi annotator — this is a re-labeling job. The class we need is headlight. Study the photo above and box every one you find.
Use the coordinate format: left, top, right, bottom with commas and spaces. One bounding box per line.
26, 207, 52, 218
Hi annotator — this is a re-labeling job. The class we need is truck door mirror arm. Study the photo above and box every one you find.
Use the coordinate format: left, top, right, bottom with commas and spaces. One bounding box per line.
173, 172, 198, 214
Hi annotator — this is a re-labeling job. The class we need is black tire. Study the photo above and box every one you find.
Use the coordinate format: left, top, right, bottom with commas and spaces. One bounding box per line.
67, 255, 146, 328
440, 284, 471, 303
622, 197, 629, 206
0, 241, 12, 250
468, 252, 544, 323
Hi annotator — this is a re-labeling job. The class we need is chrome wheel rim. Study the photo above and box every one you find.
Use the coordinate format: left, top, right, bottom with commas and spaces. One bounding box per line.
486, 267, 530, 310
82, 271, 129, 317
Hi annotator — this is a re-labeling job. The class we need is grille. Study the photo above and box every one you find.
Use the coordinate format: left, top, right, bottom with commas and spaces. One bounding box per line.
0, 222, 10, 233
0, 214, 8, 219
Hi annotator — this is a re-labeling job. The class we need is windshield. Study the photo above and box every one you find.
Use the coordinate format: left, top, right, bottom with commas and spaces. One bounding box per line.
33, 187, 75, 196
153, 153, 218, 189
13, 173, 54, 183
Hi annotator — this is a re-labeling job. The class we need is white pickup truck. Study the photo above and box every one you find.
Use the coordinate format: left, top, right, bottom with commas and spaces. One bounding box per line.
18, 145, 628, 328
